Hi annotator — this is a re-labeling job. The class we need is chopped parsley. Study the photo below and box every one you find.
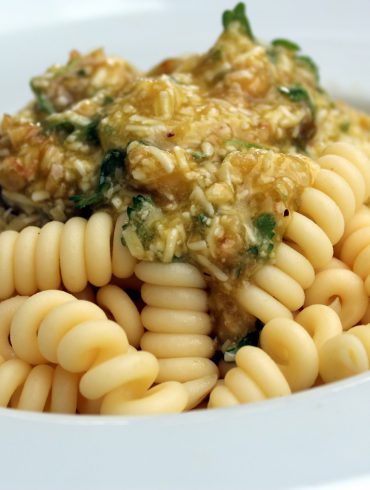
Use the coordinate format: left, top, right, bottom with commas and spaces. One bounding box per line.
42, 114, 101, 145
339, 121, 351, 133
122, 195, 162, 250
234, 213, 277, 278
271, 38, 300, 51
255, 212, 276, 240
30, 80, 55, 115
70, 148, 126, 209
296, 55, 320, 82
223, 320, 264, 361
103, 95, 114, 105
78, 118, 100, 145
35, 94, 55, 115
197, 213, 211, 227
225, 139, 267, 150
191, 151, 207, 161
77, 68, 87, 77
247, 213, 276, 259
268, 39, 320, 83
278, 84, 315, 115
210, 46, 224, 62
222, 2, 254, 40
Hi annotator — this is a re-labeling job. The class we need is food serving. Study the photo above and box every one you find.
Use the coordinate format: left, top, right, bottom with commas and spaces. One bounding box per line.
1, 3, 370, 415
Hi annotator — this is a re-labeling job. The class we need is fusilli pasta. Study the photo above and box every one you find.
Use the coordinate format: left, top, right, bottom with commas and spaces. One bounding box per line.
136, 262, 218, 406
0, 212, 136, 300
209, 316, 318, 408
0, 360, 79, 413
338, 207, 370, 296
0, 290, 189, 414
319, 324, 370, 383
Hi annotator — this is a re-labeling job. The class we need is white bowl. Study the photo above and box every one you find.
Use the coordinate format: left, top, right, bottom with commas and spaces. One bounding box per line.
1, 1, 370, 489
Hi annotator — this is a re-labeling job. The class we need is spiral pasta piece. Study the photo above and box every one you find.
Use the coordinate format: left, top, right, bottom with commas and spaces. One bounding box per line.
209, 318, 318, 408
321, 142, 370, 205
319, 324, 370, 383
295, 305, 343, 350
0, 211, 136, 300
304, 268, 368, 330
285, 142, 370, 265
336, 205, 370, 255
96, 285, 144, 348
259, 318, 319, 391
2, 290, 188, 415
298, 143, 370, 248
0, 295, 28, 360
337, 207, 370, 296
0, 359, 79, 413
182, 374, 219, 410
136, 262, 218, 402
208, 346, 291, 408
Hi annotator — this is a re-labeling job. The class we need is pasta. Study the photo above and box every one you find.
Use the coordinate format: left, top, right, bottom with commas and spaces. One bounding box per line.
136, 262, 218, 407
1, 2, 370, 417
338, 207, 370, 296
0, 290, 188, 414
0, 360, 79, 413
209, 315, 319, 408
0, 212, 135, 299
304, 268, 368, 330
96, 284, 144, 348
319, 325, 370, 383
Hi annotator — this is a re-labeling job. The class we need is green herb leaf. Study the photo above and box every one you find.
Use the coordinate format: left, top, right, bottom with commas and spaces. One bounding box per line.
99, 149, 125, 185
222, 2, 254, 40
103, 95, 114, 105
225, 139, 267, 150
123, 194, 162, 250
296, 55, 320, 82
69, 184, 108, 208
247, 245, 259, 256
191, 151, 207, 161
36, 94, 55, 115
127, 194, 153, 219
223, 320, 263, 361
339, 121, 350, 133
30, 80, 56, 115
78, 118, 100, 145
255, 213, 276, 240
42, 119, 75, 134
210, 47, 224, 62
278, 84, 315, 115
271, 38, 301, 51
42, 114, 101, 145
34, 93, 55, 114
70, 148, 126, 209
240, 213, 277, 266
278, 85, 308, 102
197, 214, 211, 226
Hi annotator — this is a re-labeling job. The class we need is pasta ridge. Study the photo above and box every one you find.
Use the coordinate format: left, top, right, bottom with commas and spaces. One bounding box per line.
319, 324, 370, 383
